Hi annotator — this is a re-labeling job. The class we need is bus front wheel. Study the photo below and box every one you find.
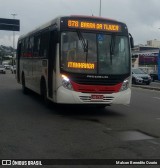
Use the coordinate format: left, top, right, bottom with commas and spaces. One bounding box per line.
40, 79, 50, 107
22, 74, 28, 94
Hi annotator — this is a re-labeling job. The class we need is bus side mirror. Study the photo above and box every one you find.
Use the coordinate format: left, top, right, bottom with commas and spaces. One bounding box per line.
129, 33, 134, 49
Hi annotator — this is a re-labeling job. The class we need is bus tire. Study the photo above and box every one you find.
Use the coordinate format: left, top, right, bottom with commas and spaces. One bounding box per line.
40, 79, 50, 107
22, 73, 28, 94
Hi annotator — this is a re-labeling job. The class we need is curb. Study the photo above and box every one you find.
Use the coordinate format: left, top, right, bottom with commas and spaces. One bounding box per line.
132, 85, 160, 91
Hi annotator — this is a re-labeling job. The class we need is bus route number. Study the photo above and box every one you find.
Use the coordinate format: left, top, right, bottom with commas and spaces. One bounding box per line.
68, 20, 79, 28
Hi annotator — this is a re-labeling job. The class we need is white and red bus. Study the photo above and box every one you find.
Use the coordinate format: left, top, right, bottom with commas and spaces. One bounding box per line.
16, 15, 134, 106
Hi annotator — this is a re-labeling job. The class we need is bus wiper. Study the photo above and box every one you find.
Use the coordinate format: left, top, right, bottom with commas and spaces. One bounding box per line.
77, 30, 88, 56
77, 30, 88, 52
110, 35, 115, 65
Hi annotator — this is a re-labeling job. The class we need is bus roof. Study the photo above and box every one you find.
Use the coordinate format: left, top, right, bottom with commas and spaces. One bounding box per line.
70, 15, 118, 22
18, 15, 126, 40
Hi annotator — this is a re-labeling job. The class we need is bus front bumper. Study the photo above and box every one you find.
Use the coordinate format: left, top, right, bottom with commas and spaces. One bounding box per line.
56, 86, 131, 105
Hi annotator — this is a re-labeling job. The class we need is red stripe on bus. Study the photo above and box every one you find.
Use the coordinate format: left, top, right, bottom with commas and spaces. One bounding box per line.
70, 81, 122, 93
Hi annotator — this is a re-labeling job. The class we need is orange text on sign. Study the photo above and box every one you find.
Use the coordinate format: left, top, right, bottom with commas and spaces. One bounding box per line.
68, 62, 95, 69
68, 20, 121, 32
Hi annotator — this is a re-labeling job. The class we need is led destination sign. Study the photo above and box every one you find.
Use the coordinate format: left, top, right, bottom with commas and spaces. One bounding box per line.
68, 62, 95, 69
68, 20, 121, 32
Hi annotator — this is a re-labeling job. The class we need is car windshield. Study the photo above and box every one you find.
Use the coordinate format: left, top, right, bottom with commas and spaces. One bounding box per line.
0, 65, 4, 68
132, 68, 146, 74
61, 31, 130, 75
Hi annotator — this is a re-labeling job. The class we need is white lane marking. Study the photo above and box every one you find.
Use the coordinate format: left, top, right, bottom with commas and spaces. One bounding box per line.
153, 97, 160, 100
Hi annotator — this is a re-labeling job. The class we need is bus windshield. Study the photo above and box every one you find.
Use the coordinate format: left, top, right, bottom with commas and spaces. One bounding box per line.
61, 31, 130, 75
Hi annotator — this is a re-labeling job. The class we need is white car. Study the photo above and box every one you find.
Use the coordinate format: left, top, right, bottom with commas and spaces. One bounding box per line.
132, 68, 151, 85
10, 65, 16, 74
0, 65, 6, 74
4, 64, 11, 69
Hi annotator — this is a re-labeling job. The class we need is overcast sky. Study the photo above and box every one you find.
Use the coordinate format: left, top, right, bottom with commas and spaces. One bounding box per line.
0, 0, 160, 47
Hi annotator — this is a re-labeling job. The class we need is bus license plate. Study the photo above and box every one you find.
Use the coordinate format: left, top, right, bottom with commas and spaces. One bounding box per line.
91, 95, 104, 100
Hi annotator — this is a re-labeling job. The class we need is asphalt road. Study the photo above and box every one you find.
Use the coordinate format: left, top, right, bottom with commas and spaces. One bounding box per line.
0, 73, 160, 167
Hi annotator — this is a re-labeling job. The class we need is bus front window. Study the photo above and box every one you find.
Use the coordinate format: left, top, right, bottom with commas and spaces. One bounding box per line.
61, 32, 130, 75
61, 31, 97, 74
97, 35, 130, 75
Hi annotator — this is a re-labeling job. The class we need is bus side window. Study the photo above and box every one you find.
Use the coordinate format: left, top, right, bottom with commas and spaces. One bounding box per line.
21, 40, 25, 57
22, 38, 29, 58
40, 30, 50, 58
33, 35, 41, 57
28, 36, 34, 57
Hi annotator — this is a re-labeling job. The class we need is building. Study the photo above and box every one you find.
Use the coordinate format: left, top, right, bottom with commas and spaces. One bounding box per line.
147, 39, 160, 48
132, 45, 159, 73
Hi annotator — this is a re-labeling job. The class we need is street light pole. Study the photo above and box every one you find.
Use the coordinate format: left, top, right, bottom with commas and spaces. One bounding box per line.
99, 0, 101, 16
11, 14, 17, 50
11, 13, 17, 66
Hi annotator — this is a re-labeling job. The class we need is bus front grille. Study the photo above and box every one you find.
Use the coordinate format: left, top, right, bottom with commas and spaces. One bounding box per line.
79, 96, 114, 103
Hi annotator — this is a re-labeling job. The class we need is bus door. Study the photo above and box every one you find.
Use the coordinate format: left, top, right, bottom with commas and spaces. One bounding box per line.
48, 29, 57, 99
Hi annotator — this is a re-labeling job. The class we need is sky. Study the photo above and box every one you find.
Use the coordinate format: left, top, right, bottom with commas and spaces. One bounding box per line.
0, 0, 160, 47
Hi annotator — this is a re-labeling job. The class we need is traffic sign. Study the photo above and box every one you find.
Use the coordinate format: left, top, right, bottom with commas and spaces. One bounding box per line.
0, 18, 20, 31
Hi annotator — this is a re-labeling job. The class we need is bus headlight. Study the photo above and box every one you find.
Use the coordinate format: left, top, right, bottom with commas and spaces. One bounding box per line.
120, 78, 130, 91
61, 75, 73, 90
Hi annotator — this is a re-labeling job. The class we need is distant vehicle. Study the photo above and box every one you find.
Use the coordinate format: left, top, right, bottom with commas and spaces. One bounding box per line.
0, 65, 6, 74
132, 68, 151, 85
10, 65, 16, 74
3, 64, 11, 69
149, 71, 158, 82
